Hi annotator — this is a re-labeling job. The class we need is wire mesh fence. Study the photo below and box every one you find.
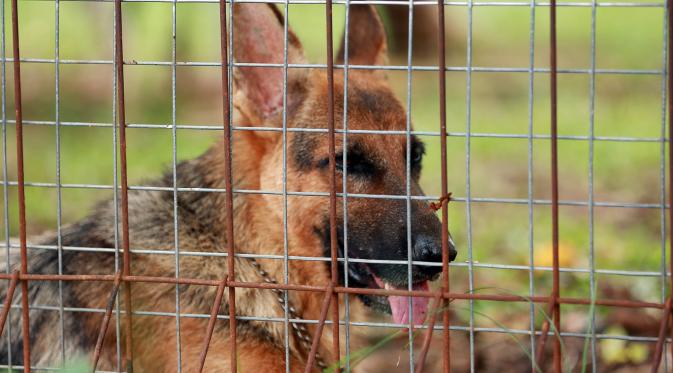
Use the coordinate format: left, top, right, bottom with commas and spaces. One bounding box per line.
0, 0, 670, 372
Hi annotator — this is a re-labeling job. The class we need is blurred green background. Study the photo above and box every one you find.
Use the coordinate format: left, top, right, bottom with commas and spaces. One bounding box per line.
0, 0, 670, 369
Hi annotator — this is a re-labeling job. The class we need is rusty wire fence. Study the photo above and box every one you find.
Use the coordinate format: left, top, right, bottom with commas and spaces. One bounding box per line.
0, 0, 671, 372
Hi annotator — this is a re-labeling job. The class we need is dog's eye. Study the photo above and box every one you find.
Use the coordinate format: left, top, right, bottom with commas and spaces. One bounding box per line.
317, 153, 375, 175
412, 149, 423, 164
410, 142, 425, 169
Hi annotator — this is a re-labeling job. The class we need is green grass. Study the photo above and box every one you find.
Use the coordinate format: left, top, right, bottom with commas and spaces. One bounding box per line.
0, 358, 90, 372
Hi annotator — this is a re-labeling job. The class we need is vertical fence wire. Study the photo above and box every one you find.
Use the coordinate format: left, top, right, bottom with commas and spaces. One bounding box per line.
113, 0, 136, 369
170, 0, 183, 370
9, 0, 31, 370
217, 1, 237, 371
281, 2, 291, 372
534, 0, 563, 368
526, 0, 537, 369
111, 0, 123, 369
325, 0, 341, 370
341, 2, 352, 371
405, 0, 415, 370
112, 8, 122, 372
587, 0, 598, 368
464, 0, 476, 370
549, 0, 562, 369
1, 0, 12, 367
53, 0, 67, 368
659, 0, 671, 369
653, 0, 673, 366
662, 0, 673, 356
437, 0, 451, 371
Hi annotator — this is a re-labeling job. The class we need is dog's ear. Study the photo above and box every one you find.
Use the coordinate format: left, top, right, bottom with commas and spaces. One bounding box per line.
336, 5, 388, 66
233, 3, 306, 121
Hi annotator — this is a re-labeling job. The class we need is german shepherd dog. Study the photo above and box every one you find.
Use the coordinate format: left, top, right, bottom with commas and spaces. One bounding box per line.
0, 3, 456, 372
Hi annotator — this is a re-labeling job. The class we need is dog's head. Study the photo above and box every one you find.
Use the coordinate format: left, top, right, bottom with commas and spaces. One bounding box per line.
232, 3, 457, 326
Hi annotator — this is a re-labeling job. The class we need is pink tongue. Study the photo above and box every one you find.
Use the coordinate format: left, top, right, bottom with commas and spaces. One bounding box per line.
374, 277, 430, 326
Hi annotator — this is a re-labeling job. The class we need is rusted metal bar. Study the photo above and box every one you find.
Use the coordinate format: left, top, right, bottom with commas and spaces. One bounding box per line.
549, 0, 561, 368
113, 0, 134, 370
218, 1, 236, 372
91, 272, 122, 372
198, 277, 227, 373
0, 272, 665, 309
414, 290, 443, 373
667, 0, 673, 365
126, 275, 213, 286
324, 0, 341, 371
0, 271, 19, 337
9, 0, 30, 370
650, 298, 671, 372
337, 287, 665, 309
437, 1, 451, 371
534, 296, 556, 366
304, 285, 333, 373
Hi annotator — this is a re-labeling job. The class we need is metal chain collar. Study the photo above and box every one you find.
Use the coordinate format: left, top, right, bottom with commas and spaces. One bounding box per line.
248, 258, 328, 370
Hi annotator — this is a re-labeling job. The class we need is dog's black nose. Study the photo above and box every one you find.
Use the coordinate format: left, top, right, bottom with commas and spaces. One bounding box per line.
413, 235, 441, 263
413, 234, 457, 263
412, 234, 457, 280
413, 234, 458, 262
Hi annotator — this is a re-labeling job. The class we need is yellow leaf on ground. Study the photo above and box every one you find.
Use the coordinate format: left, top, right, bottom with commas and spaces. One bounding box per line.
534, 242, 578, 268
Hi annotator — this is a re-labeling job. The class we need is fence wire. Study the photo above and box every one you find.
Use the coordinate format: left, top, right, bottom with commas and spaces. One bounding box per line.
0, 0, 671, 372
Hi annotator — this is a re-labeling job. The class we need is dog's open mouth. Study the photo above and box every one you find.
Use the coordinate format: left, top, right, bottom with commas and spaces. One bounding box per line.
345, 260, 433, 326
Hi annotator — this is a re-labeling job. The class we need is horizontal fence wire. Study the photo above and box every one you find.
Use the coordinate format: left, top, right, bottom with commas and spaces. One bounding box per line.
0, 59, 667, 77
0, 0, 672, 372
10, 239, 673, 279
0, 181, 666, 211
9, 0, 672, 6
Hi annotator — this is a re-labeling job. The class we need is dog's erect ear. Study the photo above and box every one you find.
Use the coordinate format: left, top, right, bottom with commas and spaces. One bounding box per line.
233, 3, 305, 121
336, 5, 388, 66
